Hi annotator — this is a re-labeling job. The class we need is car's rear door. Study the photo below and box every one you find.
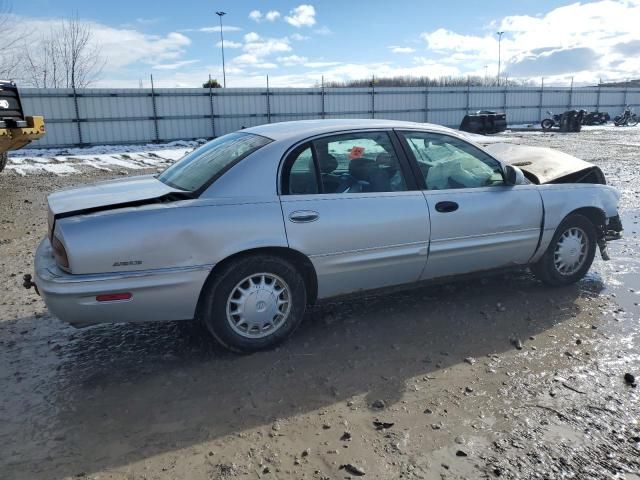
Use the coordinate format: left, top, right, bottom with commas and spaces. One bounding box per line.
279, 130, 430, 299
397, 130, 543, 280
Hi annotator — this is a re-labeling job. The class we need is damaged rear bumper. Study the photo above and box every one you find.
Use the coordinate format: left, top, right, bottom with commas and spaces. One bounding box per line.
30, 238, 212, 326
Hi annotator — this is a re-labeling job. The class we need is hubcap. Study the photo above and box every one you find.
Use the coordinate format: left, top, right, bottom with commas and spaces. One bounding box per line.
554, 227, 588, 276
226, 273, 291, 339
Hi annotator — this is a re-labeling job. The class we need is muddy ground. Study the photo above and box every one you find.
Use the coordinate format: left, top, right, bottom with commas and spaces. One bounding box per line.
1, 127, 640, 480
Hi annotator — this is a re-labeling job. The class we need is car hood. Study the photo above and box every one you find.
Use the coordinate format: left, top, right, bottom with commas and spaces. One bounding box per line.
484, 143, 605, 184
47, 175, 186, 217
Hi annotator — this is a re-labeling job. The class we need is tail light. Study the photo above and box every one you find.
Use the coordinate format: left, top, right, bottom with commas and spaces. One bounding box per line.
51, 236, 70, 270
96, 293, 132, 302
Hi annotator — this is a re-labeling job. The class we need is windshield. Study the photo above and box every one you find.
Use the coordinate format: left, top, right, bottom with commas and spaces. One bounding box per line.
158, 132, 271, 192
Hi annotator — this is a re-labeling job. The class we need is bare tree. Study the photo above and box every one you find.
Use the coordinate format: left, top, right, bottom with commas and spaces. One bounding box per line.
0, 0, 21, 79
20, 14, 104, 88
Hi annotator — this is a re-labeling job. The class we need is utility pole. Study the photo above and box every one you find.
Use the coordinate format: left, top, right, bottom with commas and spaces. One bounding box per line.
216, 11, 227, 88
496, 31, 504, 86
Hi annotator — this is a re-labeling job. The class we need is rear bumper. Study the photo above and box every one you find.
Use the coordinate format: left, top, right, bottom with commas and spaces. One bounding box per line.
33, 238, 212, 326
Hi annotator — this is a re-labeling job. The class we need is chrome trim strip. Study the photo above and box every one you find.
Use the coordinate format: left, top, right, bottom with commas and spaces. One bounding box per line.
42, 264, 214, 284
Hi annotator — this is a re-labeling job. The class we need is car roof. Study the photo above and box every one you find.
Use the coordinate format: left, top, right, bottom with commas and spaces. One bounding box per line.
242, 119, 457, 142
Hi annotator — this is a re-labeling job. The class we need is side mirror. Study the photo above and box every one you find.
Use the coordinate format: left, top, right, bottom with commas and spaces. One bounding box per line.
504, 164, 524, 186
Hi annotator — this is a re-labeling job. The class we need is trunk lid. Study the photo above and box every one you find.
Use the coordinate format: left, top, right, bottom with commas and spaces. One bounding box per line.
47, 175, 187, 237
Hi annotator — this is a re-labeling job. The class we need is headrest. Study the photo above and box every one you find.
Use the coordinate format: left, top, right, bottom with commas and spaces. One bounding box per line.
318, 154, 338, 174
349, 157, 375, 181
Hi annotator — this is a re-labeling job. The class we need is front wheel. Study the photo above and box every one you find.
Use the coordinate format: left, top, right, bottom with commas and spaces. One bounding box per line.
530, 214, 597, 286
541, 119, 554, 130
0, 152, 7, 173
628, 115, 639, 127
198, 255, 307, 353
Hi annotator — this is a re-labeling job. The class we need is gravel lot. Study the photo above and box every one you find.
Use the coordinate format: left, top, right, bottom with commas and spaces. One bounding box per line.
1, 126, 640, 480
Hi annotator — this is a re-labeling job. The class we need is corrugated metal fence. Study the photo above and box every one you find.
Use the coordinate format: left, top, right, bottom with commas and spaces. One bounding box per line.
19, 86, 640, 148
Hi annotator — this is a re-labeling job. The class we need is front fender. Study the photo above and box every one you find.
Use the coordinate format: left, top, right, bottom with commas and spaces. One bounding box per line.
531, 184, 620, 262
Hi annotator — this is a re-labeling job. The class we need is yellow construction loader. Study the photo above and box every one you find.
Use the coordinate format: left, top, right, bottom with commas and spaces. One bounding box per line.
0, 81, 45, 173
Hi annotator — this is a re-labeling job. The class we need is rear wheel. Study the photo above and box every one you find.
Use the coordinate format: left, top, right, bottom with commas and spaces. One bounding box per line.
199, 255, 307, 353
0, 152, 7, 173
541, 119, 554, 130
530, 214, 597, 286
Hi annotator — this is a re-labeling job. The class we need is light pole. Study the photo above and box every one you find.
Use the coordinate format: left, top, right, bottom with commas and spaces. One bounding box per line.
216, 11, 227, 88
496, 31, 504, 86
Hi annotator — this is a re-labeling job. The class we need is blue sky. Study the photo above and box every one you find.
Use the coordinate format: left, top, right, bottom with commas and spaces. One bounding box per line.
7, 0, 640, 87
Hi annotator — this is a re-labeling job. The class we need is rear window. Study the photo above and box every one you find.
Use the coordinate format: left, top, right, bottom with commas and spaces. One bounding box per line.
158, 132, 271, 192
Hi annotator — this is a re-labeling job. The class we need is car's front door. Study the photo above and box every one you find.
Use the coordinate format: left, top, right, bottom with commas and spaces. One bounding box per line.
398, 130, 543, 280
280, 130, 430, 299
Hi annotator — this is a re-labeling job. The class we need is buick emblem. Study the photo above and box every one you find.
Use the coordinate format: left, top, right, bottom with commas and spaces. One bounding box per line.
0, 100, 9, 109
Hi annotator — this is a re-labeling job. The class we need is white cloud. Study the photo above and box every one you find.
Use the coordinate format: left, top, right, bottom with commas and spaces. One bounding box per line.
13, 17, 193, 70
242, 35, 291, 58
304, 61, 342, 68
389, 46, 416, 54
290, 33, 309, 41
419, 0, 640, 84
152, 59, 200, 70
248, 10, 262, 22
182, 25, 242, 33
277, 55, 308, 66
266, 11, 282, 22
285, 5, 316, 27
244, 32, 261, 43
313, 26, 332, 35
253, 62, 278, 69
216, 40, 242, 48
249, 10, 281, 23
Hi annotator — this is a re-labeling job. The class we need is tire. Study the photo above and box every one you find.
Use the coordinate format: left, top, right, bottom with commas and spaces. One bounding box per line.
629, 115, 639, 127
198, 255, 307, 353
541, 119, 554, 130
530, 214, 597, 287
0, 152, 7, 173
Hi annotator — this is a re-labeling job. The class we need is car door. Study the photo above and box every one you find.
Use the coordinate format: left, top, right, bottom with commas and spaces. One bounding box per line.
279, 130, 430, 299
397, 130, 543, 280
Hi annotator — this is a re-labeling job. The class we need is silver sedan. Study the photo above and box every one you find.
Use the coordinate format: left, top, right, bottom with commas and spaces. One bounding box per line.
29, 120, 622, 352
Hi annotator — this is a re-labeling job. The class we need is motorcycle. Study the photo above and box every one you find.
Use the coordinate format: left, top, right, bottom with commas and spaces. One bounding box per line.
582, 111, 610, 126
614, 106, 638, 127
541, 110, 561, 130
541, 110, 586, 132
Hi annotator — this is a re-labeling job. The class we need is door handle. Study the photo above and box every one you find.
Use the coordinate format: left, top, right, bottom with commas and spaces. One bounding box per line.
289, 210, 320, 223
435, 201, 459, 213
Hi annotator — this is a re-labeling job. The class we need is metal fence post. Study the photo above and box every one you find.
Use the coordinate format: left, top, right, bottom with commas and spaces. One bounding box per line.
371, 75, 375, 119
466, 77, 470, 115
424, 86, 429, 123
503, 82, 508, 117
596, 82, 601, 112
208, 74, 216, 138
539, 78, 544, 122
150, 74, 160, 143
71, 86, 84, 146
266, 75, 271, 123
567, 76, 574, 110
321, 76, 326, 119
623, 80, 629, 107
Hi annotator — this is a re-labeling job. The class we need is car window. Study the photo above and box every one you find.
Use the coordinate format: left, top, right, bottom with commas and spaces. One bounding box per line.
285, 145, 319, 195
311, 132, 407, 194
158, 132, 271, 192
401, 131, 504, 190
